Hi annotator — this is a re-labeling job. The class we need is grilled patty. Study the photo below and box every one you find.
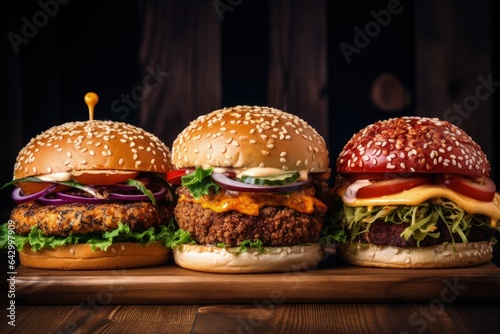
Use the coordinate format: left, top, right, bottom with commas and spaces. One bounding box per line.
356, 219, 496, 247
174, 201, 325, 247
11, 201, 173, 237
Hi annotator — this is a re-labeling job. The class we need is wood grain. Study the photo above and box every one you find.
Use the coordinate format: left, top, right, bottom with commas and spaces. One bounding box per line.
415, 0, 492, 158
2, 305, 198, 334
138, 0, 222, 147
15, 262, 500, 305
191, 304, 468, 334
3, 302, 499, 333
268, 0, 328, 141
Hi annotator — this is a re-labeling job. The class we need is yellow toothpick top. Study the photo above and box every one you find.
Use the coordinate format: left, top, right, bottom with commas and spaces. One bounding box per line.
84, 92, 99, 121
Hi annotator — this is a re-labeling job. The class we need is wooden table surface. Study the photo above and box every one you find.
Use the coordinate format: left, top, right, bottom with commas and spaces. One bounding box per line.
2, 302, 500, 333
2, 253, 500, 333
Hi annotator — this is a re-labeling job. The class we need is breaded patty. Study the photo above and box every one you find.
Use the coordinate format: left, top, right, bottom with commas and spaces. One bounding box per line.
174, 201, 325, 247
11, 201, 173, 237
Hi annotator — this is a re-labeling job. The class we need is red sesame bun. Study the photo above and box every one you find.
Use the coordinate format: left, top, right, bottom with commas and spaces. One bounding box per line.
333, 116, 499, 269
337, 116, 490, 176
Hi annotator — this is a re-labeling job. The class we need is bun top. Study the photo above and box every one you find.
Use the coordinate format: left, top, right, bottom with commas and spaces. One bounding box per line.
172, 105, 329, 174
14, 120, 172, 179
337, 116, 490, 177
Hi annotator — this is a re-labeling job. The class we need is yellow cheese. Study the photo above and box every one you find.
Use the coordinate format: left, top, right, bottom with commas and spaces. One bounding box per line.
337, 184, 500, 224
179, 189, 326, 216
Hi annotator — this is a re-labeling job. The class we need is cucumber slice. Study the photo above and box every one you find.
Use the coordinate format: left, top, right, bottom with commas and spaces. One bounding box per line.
241, 171, 300, 186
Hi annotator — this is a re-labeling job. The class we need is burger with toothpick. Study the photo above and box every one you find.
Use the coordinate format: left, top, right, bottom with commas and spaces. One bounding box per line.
0, 93, 177, 270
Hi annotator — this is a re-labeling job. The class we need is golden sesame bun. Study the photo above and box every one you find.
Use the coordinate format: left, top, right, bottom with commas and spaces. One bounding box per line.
19, 242, 171, 270
171, 105, 330, 176
14, 120, 172, 192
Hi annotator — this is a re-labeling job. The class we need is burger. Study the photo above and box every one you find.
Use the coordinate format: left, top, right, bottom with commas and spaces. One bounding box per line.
332, 116, 500, 268
0, 93, 176, 270
167, 105, 330, 273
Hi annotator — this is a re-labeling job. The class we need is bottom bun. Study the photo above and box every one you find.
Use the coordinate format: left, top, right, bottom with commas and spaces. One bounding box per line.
173, 243, 324, 273
19, 242, 171, 270
337, 241, 493, 269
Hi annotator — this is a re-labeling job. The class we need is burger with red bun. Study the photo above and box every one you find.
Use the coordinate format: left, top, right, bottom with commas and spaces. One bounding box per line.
0, 93, 176, 270
333, 116, 500, 268
167, 105, 330, 273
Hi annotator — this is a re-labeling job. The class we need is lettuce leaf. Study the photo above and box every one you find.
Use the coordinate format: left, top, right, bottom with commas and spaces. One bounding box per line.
320, 216, 347, 248
1, 220, 179, 252
339, 199, 498, 247
216, 239, 266, 254
181, 166, 219, 199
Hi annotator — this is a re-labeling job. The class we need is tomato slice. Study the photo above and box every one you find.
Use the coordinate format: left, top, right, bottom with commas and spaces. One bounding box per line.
71, 170, 140, 185
166, 169, 194, 185
342, 172, 427, 182
352, 175, 432, 199
436, 174, 496, 202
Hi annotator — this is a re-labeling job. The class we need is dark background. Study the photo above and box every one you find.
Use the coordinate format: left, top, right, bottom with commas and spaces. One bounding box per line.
1, 0, 499, 231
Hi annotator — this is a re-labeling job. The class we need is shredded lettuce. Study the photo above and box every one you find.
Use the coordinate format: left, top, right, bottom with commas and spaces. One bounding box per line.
216, 239, 266, 254
181, 166, 219, 199
0, 220, 179, 252
340, 199, 498, 247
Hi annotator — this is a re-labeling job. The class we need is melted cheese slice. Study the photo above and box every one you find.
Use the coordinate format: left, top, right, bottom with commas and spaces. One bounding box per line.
179, 190, 326, 216
336, 184, 500, 225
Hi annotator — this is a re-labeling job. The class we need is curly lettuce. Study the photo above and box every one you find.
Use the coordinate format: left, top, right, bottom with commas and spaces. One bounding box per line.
0, 220, 185, 252
181, 166, 219, 199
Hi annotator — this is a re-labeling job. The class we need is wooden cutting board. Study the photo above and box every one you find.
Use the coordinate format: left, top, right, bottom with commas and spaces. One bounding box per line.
14, 259, 500, 305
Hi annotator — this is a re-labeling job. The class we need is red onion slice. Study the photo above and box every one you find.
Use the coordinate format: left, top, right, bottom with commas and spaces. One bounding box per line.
211, 173, 313, 193
36, 196, 73, 206
56, 192, 109, 204
11, 185, 57, 204
107, 178, 152, 191
108, 184, 167, 201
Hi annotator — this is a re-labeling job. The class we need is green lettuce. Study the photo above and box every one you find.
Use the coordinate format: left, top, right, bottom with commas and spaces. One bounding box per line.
0, 220, 181, 252
320, 216, 348, 248
340, 198, 498, 247
217, 239, 266, 254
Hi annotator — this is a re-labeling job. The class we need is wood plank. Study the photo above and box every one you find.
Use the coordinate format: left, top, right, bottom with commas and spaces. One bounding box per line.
268, 0, 328, 140
15, 262, 500, 305
138, 0, 222, 147
2, 305, 198, 334
415, 0, 492, 159
191, 304, 467, 334
5, 303, 498, 334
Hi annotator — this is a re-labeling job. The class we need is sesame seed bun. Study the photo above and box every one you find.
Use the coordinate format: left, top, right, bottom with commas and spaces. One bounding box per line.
14, 120, 172, 180
19, 242, 171, 270
332, 116, 498, 269
337, 241, 493, 269
173, 243, 323, 273
172, 105, 329, 174
170, 105, 330, 273
10, 120, 174, 270
337, 116, 490, 176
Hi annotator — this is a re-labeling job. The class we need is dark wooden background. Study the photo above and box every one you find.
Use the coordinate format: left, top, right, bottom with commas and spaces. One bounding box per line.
1, 0, 499, 221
